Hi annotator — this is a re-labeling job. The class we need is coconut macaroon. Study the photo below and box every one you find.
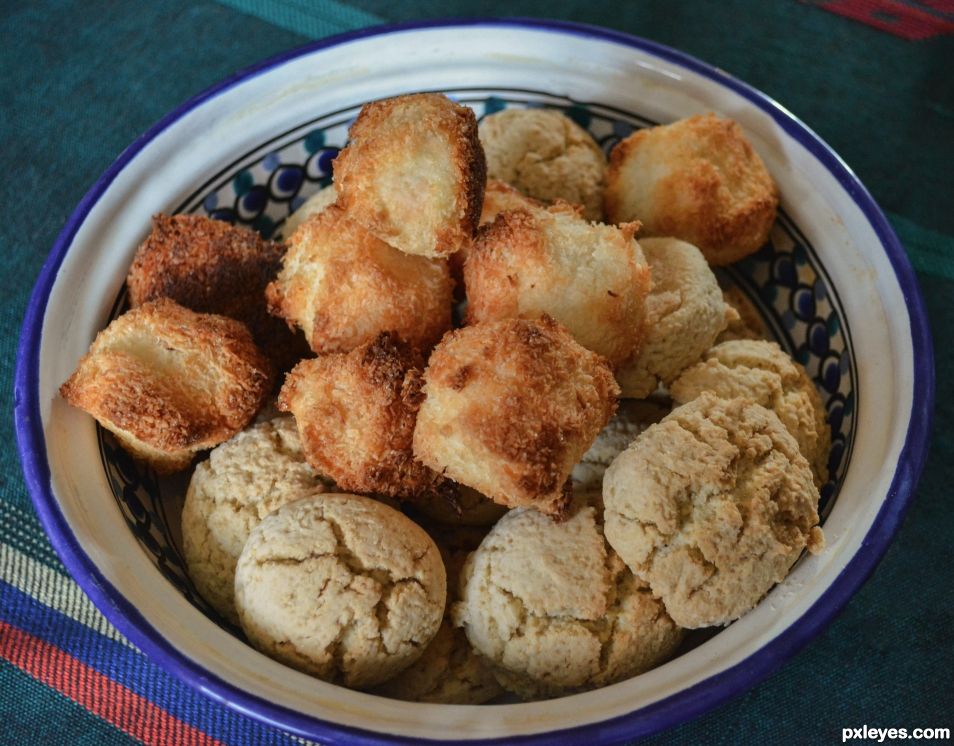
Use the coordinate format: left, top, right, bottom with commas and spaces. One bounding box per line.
465, 202, 652, 367
234, 494, 446, 689
278, 332, 443, 500
333, 93, 486, 259
413, 317, 619, 518
265, 204, 453, 355
670, 340, 831, 485
616, 237, 727, 398
59, 298, 272, 473
603, 394, 824, 629
181, 416, 328, 624
604, 114, 779, 266
126, 214, 306, 373
452, 503, 683, 699
479, 108, 607, 221
279, 183, 337, 239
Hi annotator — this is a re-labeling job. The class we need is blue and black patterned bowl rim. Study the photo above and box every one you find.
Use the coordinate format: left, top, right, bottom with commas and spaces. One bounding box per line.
14, 18, 935, 746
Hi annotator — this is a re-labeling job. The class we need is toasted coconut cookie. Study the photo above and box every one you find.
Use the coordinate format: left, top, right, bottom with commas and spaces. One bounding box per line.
266, 204, 453, 355
479, 108, 607, 220
603, 394, 824, 628
279, 183, 336, 239
451, 180, 542, 288
717, 286, 768, 343
235, 494, 446, 688
334, 93, 485, 258
413, 317, 619, 517
59, 299, 272, 473
465, 203, 651, 367
452, 504, 683, 699
572, 398, 672, 492
670, 340, 831, 485
126, 214, 307, 372
278, 332, 443, 499
604, 114, 779, 265
181, 416, 328, 624
616, 237, 727, 398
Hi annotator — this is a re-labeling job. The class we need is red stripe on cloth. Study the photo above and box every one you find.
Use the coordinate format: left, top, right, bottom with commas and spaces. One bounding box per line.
820, 0, 954, 39
0, 620, 224, 746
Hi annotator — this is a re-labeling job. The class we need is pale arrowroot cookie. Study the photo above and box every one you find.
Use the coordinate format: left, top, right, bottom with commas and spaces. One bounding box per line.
266, 204, 453, 355
234, 494, 446, 689
374, 523, 504, 704
452, 503, 683, 699
670, 339, 831, 485
278, 332, 444, 499
413, 317, 619, 518
59, 298, 272, 473
181, 416, 328, 624
616, 237, 727, 398
479, 108, 607, 220
279, 183, 337, 239
126, 213, 307, 373
603, 394, 824, 629
334, 93, 486, 258
604, 114, 779, 265
465, 202, 652, 367
716, 286, 768, 343
572, 398, 672, 492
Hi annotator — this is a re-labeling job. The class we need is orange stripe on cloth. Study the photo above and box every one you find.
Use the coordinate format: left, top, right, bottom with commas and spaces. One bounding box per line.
0, 619, 224, 746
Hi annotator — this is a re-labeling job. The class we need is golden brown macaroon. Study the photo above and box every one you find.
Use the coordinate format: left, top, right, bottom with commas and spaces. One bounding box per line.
265, 204, 453, 355
464, 202, 651, 367
125, 214, 308, 374
479, 107, 607, 220
413, 317, 619, 518
59, 298, 272, 473
278, 332, 444, 499
604, 114, 779, 265
450, 180, 542, 291
334, 93, 486, 258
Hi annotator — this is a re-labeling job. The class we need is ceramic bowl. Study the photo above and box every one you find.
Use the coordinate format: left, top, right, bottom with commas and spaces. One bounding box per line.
15, 19, 933, 745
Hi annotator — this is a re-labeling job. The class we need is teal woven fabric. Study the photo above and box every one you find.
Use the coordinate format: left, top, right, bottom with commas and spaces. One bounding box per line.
2, 1, 951, 744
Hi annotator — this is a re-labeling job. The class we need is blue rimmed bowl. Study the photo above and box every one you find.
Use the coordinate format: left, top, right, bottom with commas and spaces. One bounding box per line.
14, 19, 933, 745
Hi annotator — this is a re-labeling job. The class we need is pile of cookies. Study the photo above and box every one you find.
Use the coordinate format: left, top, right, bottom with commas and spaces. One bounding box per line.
60, 93, 828, 703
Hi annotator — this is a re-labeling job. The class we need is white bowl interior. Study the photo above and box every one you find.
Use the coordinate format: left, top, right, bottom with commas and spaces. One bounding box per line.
37, 25, 915, 742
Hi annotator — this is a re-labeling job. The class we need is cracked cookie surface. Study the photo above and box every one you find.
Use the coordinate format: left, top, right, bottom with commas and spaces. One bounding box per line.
374, 523, 503, 704
234, 493, 446, 688
670, 340, 831, 485
181, 416, 328, 624
616, 237, 727, 399
603, 394, 824, 629
451, 504, 682, 699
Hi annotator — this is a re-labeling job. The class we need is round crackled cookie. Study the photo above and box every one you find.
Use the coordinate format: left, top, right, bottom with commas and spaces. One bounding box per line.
603, 394, 824, 629
669, 340, 831, 485
181, 415, 328, 624
451, 504, 683, 700
374, 523, 503, 703
616, 237, 727, 399
234, 494, 446, 689
479, 108, 607, 220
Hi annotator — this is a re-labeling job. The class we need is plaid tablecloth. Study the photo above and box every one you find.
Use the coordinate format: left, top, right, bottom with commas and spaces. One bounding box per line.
2, 1, 952, 744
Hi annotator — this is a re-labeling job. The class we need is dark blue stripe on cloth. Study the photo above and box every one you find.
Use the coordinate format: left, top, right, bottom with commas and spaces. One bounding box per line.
0, 579, 303, 746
